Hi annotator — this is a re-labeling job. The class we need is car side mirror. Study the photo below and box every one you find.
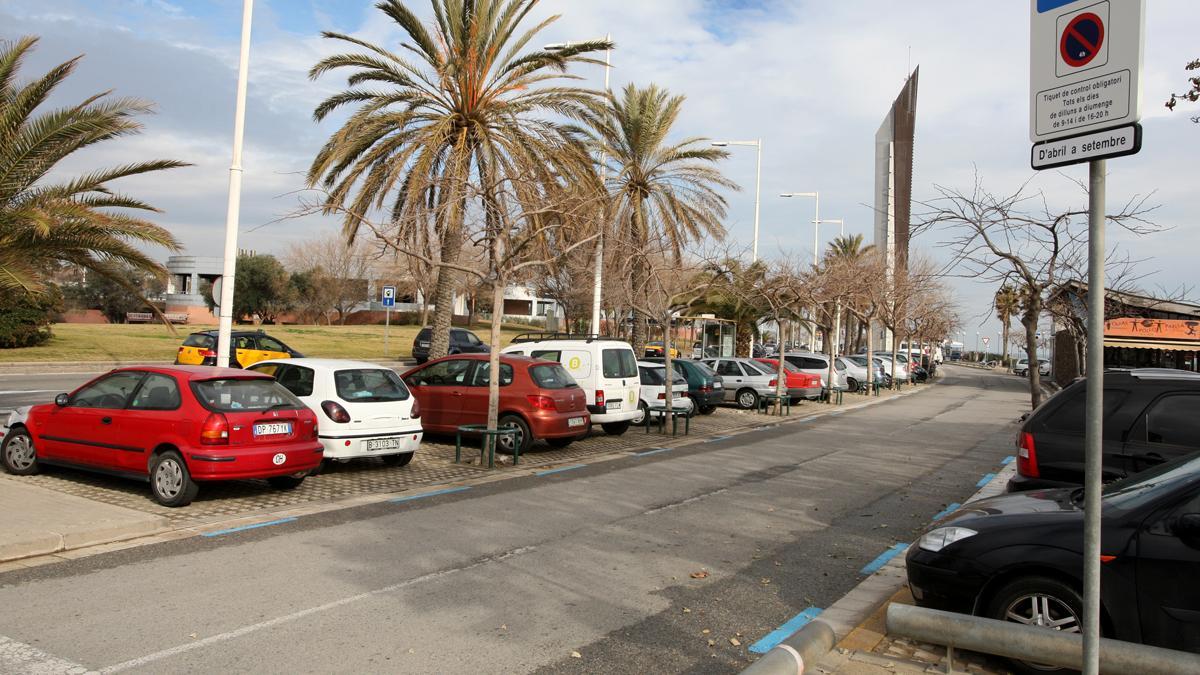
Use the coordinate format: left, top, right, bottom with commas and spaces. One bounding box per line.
55, 393, 70, 407
1177, 513, 1200, 538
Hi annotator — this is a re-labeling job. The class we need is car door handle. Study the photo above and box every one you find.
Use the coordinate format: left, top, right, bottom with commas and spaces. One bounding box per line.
101, 417, 113, 425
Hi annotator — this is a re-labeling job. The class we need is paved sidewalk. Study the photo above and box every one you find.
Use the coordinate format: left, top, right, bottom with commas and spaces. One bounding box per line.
0, 480, 167, 562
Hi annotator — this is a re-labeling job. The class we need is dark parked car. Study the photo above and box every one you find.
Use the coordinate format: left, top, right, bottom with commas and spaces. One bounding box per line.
908, 452, 1200, 673
1009, 368, 1200, 492
411, 327, 489, 364
642, 357, 724, 415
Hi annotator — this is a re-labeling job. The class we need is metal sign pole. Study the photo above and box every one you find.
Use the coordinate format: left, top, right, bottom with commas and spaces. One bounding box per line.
1082, 159, 1105, 675
385, 306, 391, 356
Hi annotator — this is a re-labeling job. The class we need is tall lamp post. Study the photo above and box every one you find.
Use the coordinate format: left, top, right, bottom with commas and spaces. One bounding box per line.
216, 0, 254, 368
546, 35, 612, 336
713, 140, 763, 354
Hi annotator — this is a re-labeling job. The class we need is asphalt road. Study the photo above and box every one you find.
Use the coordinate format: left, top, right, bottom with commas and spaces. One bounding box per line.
0, 374, 93, 416
0, 366, 1030, 674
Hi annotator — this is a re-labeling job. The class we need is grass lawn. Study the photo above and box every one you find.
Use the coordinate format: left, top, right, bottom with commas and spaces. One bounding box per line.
0, 323, 537, 363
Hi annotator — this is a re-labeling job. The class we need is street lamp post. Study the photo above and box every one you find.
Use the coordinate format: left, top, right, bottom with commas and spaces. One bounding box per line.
216, 0, 254, 368
975, 331, 980, 362
546, 36, 612, 336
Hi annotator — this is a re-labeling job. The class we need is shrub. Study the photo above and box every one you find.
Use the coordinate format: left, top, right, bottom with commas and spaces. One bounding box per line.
0, 289, 62, 349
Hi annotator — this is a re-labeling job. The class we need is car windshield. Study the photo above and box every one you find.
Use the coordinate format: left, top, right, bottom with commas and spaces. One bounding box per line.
530, 364, 577, 389
183, 334, 214, 348
192, 378, 303, 412
602, 348, 638, 378
640, 366, 666, 385
334, 369, 410, 402
1099, 452, 1200, 511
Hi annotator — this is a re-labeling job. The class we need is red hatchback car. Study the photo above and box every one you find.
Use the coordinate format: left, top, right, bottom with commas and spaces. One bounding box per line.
403, 354, 589, 454
754, 358, 824, 401
0, 366, 323, 507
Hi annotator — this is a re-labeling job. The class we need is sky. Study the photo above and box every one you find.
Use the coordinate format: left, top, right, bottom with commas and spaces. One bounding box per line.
3, 0, 1197, 347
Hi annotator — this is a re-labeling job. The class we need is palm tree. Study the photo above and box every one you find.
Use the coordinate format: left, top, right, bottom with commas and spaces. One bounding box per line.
698, 258, 769, 357
308, 0, 608, 359
823, 234, 875, 351
587, 83, 737, 352
995, 284, 1021, 368
0, 36, 187, 296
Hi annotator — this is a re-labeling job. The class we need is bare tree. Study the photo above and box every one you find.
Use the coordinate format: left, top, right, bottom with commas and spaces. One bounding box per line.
283, 234, 377, 325
922, 174, 1159, 407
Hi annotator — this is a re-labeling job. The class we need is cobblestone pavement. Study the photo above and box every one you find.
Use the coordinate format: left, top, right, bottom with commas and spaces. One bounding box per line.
1, 389, 905, 530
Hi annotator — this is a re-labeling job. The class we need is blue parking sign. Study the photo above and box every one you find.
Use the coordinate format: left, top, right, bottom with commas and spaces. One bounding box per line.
381, 286, 396, 308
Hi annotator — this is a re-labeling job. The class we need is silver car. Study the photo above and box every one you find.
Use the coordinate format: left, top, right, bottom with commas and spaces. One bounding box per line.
701, 358, 778, 409
782, 352, 846, 389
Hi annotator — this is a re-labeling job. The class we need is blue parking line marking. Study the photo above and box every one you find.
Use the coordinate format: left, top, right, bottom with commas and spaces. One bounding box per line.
749, 606, 823, 654
706, 435, 732, 443
933, 502, 960, 521
977, 473, 996, 487
1001, 455, 1015, 465
634, 448, 672, 457
860, 543, 908, 575
390, 486, 470, 503
535, 464, 586, 476
202, 517, 297, 538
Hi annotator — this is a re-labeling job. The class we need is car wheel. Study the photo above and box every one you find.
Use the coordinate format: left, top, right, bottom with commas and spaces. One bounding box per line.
847, 377, 860, 393
149, 450, 199, 507
497, 414, 532, 455
267, 472, 308, 490
699, 405, 717, 415
633, 401, 649, 426
986, 576, 1085, 674
381, 453, 413, 467
601, 421, 631, 436
1, 428, 40, 476
736, 388, 759, 410
546, 437, 574, 449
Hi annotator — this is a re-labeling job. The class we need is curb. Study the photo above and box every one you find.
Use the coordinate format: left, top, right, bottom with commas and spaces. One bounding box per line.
0, 517, 170, 563
0, 382, 938, 570
744, 457, 1017, 673
0, 361, 173, 376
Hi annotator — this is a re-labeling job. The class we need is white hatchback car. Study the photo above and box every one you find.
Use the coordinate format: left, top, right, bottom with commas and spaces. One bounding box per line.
250, 359, 422, 468
635, 361, 693, 424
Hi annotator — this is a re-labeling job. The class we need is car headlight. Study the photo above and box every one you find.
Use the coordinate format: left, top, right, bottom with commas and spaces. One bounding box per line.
918, 526, 978, 553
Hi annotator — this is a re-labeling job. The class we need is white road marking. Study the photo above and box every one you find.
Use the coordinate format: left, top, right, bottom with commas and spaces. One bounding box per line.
99, 545, 537, 673
0, 634, 95, 674
0, 390, 56, 395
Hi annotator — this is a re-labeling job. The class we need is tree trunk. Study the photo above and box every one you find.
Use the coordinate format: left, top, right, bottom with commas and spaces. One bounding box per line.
1001, 320, 1010, 371
1024, 305, 1043, 409
865, 318, 875, 392
429, 217, 465, 360
486, 277, 505, 442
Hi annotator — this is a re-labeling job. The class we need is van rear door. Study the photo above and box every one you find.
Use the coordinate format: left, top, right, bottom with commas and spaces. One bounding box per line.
600, 347, 639, 412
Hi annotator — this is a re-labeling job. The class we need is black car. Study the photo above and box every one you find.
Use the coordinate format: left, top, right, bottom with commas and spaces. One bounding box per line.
1010, 368, 1200, 492
642, 357, 724, 415
908, 452, 1200, 673
411, 327, 489, 364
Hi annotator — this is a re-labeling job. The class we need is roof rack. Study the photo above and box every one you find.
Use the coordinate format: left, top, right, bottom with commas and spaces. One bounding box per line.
509, 332, 618, 344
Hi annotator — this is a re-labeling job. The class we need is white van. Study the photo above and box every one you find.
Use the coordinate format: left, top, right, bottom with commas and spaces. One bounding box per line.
502, 334, 641, 435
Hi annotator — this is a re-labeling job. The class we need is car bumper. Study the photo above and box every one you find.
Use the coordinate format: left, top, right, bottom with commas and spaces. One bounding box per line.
691, 389, 725, 407
528, 411, 591, 438
1006, 472, 1080, 492
905, 549, 988, 615
187, 443, 324, 481
789, 386, 822, 400
589, 409, 641, 424
319, 427, 423, 460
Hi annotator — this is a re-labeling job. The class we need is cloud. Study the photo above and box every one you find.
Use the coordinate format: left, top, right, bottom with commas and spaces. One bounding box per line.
3, 0, 1197, 340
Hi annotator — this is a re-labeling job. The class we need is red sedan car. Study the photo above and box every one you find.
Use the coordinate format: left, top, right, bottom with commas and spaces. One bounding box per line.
403, 354, 589, 453
0, 366, 323, 507
754, 358, 824, 401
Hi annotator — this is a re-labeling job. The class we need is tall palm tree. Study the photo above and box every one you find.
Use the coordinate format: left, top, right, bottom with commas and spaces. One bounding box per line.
995, 284, 1021, 368
586, 83, 737, 352
0, 36, 187, 296
308, 0, 608, 359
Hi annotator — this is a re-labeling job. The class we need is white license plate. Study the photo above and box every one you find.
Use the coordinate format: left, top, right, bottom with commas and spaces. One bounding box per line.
568, 416, 586, 428
254, 422, 291, 437
366, 438, 402, 451
418, 341, 430, 347
605, 399, 622, 409
713, 383, 723, 389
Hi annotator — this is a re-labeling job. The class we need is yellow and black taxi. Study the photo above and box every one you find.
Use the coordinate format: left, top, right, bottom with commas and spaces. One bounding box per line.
175, 330, 303, 368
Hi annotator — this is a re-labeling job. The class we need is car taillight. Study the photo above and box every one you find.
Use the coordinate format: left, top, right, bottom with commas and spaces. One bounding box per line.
700, 385, 712, 393
769, 379, 777, 387
200, 413, 229, 445
200, 349, 217, 358
595, 389, 605, 407
410, 397, 420, 419
1017, 432, 1039, 478
321, 400, 351, 423
657, 392, 666, 399
309, 420, 319, 440
527, 394, 558, 411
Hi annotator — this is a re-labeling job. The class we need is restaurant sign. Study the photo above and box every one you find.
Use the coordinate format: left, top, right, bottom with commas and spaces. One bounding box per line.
1105, 317, 1200, 341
